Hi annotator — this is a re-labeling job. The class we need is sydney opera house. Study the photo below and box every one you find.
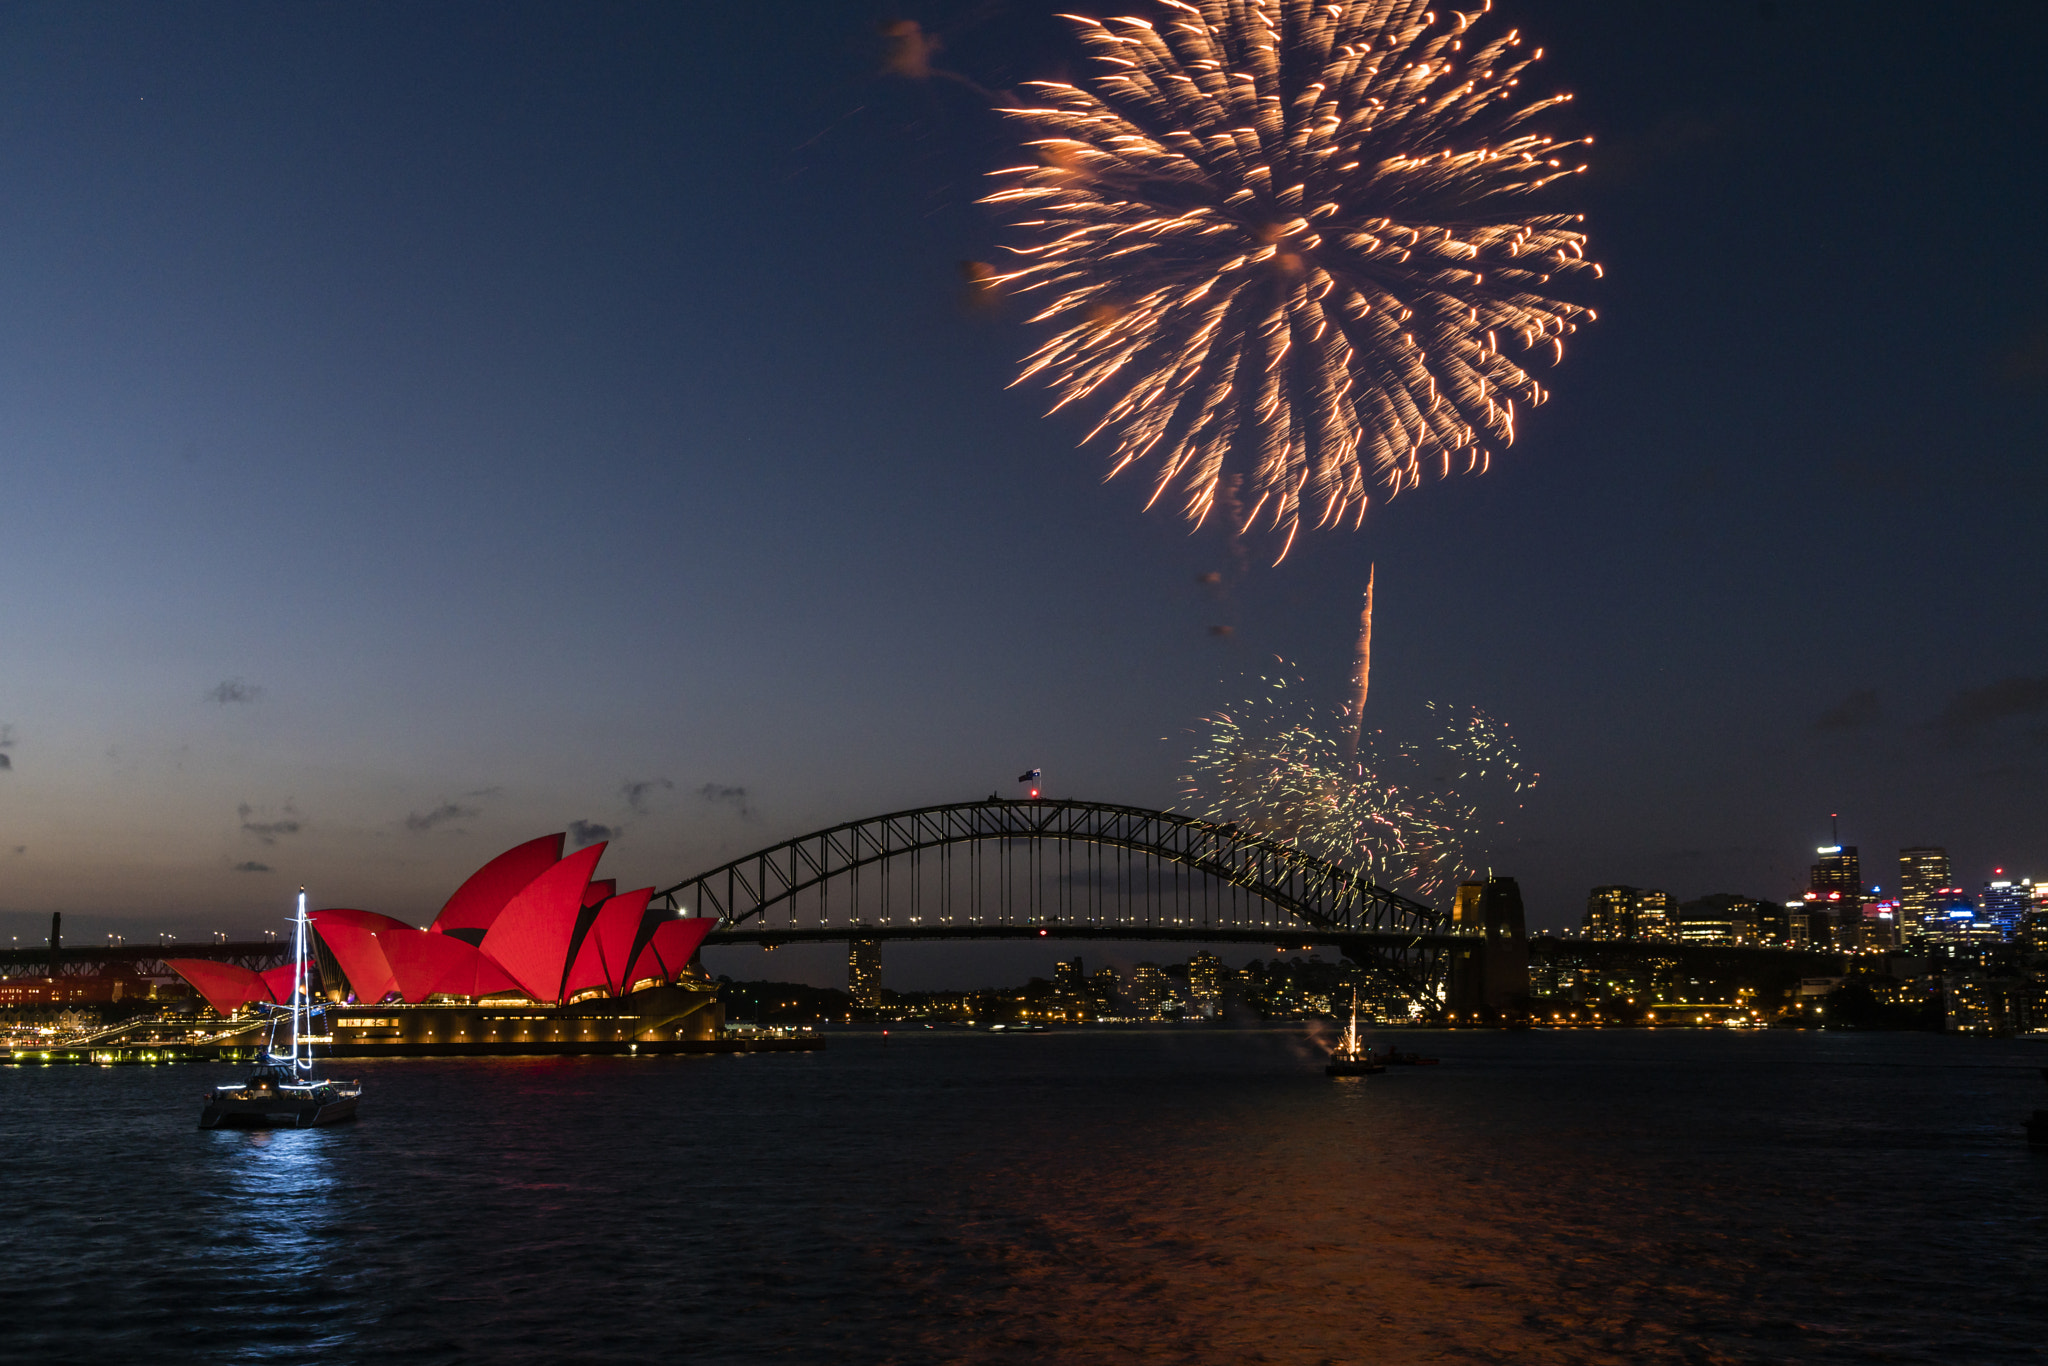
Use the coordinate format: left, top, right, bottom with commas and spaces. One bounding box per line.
167, 835, 723, 1054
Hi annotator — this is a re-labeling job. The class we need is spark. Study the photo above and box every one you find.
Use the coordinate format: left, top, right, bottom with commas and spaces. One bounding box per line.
1184, 663, 1533, 903
986, 0, 1596, 558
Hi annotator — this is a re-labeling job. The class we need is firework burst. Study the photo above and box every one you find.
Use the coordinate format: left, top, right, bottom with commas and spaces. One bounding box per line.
1185, 664, 1532, 902
986, 0, 1598, 559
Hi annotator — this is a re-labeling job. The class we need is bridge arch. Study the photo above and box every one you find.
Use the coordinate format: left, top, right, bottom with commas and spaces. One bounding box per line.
652, 798, 1461, 1001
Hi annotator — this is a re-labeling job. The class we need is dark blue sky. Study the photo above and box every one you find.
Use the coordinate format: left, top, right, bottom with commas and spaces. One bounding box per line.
1, 1, 2044, 979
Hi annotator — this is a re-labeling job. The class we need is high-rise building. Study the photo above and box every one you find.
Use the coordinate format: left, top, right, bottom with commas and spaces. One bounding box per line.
1582, 886, 1675, 941
1128, 962, 1167, 1017
1753, 900, 1796, 947
1675, 894, 1769, 945
848, 936, 882, 1009
1053, 957, 1083, 993
1978, 877, 2032, 939
1635, 889, 1676, 941
1188, 952, 1223, 1016
1898, 847, 1949, 931
1090, 964, 1121, 1007
2023, 883, 2048, 954
1584, 886, 1634, 940
1810, 844, 1862, 899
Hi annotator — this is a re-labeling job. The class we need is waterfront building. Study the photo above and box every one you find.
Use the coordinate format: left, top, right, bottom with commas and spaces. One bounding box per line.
1898, 846, 1949, 935
1188, 952, 1223, 1016
163, 833, 723, 1052
1053, 957, 1083, 994
849, 936, 882, 1009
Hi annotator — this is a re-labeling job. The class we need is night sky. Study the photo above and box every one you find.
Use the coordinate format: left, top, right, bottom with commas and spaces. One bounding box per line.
2, 2, 2044, 985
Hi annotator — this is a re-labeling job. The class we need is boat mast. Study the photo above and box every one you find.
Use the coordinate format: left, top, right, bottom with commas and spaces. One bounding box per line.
289, 887, 308, 1075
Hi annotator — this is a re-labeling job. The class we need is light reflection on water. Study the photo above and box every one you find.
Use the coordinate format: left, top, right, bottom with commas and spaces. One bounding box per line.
2, 1030, 2044, 1365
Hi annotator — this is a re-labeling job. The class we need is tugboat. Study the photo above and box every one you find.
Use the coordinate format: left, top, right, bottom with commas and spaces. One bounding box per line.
200, 890, 361, 1129
1325, 989, 1384, 1077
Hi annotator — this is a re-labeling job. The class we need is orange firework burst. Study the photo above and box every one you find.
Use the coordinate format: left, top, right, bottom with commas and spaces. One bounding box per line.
985, 0, 1598, 559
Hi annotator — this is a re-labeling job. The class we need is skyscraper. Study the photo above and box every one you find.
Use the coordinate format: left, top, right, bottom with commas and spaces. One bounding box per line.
848, 936, 881, 1009
2024, 883, 2048, 954
1810, 845, 1862, 899
1978, 877, 2032, 939
1053, 956, 1083, 993
1898, 847, 1949, 931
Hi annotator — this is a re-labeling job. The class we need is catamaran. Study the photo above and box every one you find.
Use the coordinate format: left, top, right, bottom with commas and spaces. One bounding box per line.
1324, 987, 1384, 1076
199, 889, 362, 1129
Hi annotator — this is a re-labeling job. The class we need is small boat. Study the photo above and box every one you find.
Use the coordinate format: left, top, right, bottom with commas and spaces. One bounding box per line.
200, 889, 361, 1129
1325, 989, 1384, 1077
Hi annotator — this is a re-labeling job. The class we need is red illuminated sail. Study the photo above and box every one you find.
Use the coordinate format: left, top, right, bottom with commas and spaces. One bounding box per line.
479, 842, 607, 1003
308, 909, 411, 1003
165, 959, 269, 1017
622, 915, 713, 990
431, 833, 565, 937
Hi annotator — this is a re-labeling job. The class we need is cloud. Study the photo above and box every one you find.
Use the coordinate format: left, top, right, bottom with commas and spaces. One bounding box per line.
404, 802, 479, 833
231, 861, 272, 873
698, 783, 751, 817
0, 724, 13, 767
0, 754, 9, 771
206, 679, 263, 705
567, 819, 616, 848
1812, 689, 1882, 732
238, 801, 304, 844
622, 777, 675, 814
9, 846, 22, 857
1933, 675, 2048, 743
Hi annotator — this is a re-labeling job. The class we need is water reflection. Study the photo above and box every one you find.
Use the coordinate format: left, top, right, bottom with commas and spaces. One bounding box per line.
2, 1033, 2044, 1364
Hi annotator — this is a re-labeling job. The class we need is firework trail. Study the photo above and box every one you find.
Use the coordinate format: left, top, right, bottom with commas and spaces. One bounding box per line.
1185, 663, 1532, 902
1343, 564, 1374, 757
985, 0, 1597, 560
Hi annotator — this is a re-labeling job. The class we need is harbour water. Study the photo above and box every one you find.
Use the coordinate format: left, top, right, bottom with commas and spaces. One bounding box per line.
3, 1027, 2044, 1364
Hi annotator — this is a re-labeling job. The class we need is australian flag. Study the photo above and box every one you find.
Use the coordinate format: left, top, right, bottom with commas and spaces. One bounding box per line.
1017, 768, 1041, 784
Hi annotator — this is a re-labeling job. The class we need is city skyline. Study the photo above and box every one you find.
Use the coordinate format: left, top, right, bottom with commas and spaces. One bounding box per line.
1, 2, 2045, 954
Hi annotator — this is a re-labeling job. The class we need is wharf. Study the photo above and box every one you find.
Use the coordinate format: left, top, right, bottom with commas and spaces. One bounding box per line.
5, 1044, 261, 1065
4, 1035, 823, 1064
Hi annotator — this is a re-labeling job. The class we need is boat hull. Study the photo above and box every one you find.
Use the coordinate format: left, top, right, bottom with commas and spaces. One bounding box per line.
1325, 1058, 1385, 1076
200, 1086, 360, 1129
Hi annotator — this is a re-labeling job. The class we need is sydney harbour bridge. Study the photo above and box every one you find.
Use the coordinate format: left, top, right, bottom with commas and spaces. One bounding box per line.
1, 797, 1840, 1015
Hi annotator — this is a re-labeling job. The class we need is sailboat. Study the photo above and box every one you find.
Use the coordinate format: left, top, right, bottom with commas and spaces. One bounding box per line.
1325, 987, 1384, 1077
199, 889, 362, 1129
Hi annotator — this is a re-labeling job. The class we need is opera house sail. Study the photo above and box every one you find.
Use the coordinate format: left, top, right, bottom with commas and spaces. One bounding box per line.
168, 835, 723, 1055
